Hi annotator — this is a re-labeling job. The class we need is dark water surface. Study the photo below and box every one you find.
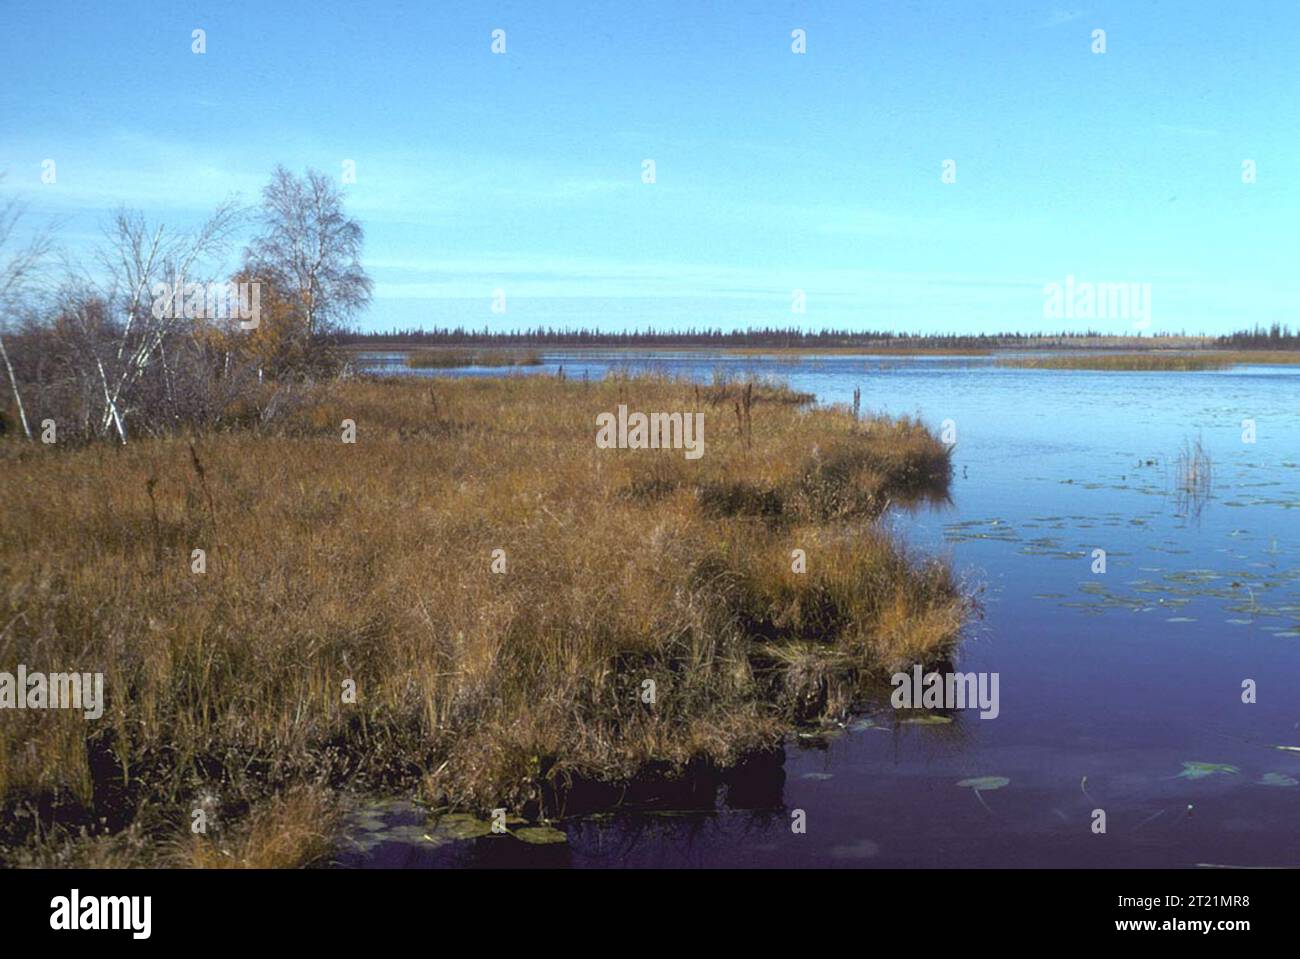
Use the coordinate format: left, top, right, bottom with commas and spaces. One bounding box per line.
337, 351, 1300, 868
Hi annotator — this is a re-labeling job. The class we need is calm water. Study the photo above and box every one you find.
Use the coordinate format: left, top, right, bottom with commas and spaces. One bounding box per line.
338, 351, 1300, 868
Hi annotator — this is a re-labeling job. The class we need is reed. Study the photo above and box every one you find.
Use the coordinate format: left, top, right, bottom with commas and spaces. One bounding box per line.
1175, 435, 1213, 515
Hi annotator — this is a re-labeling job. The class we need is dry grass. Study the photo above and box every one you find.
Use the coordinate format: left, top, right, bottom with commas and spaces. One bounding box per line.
0, 373, 964, 866
179, 787, 338, 868
998, 351, 1300, 371
1209, 351, 1300, 365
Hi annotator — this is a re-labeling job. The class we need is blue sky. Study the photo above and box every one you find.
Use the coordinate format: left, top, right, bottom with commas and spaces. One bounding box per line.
2, 1, 1297, 334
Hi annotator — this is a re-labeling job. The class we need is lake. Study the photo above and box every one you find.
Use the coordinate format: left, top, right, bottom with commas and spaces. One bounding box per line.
337, 351, 1300, 868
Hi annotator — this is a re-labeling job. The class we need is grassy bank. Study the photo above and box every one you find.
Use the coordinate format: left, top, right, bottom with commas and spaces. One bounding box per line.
0, 373, 964, 866
998, 351, 1300, 371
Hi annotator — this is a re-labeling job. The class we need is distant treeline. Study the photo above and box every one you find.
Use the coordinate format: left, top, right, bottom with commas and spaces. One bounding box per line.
336, 325, 1300, 350
1216, 323, 1300, 349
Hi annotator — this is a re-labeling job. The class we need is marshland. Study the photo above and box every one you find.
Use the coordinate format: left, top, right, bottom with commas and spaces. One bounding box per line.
7, 344, 1300, 868
998, 351, 1300, 371
334, 349, 1300, 868
3, 171, 1299, 868
6, 0, 1300, 881
0, 367, 967, 866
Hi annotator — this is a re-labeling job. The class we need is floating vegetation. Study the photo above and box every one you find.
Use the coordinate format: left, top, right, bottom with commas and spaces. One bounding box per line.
943, 518, 1020, 543
430, 813, 498, 840
346, 824, 437, 854
957, 776, 1010, 790
796, 727, 846, 745
340, 801, 442, 854
1256, 773, 1298, 787
957, 776, 1010, 814
1019, 537, 1088, 559
512, 825, 568, 845
371, 823, 434, 842
901, 714, 954, 726
848, 717, 888, 733
347, 813, 388, 833
1065, 580, 1186, 615
1176, 762, 1240, 780
348, 807, 568, 852
1051, 556, 1300, 628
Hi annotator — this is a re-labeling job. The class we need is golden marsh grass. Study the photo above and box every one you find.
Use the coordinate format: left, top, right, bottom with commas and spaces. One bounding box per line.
0, 373, 965, 865
998, 351, 1300, 371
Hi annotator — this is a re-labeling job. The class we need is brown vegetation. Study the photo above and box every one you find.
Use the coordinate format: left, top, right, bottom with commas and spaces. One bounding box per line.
998, 351, 1300, 371
0, 373, 965, 866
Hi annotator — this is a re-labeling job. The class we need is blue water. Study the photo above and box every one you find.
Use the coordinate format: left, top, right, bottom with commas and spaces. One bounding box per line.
339, 351, 1300, 868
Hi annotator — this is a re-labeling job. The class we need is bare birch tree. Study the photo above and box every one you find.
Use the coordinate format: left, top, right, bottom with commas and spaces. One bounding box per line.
0, 181, 53, 439
75, 200, 242, 442
244, 166, 371, 350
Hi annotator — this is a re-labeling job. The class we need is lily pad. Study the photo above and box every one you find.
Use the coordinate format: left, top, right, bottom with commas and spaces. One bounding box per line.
902, 714, 953, 726
796, 727, 845, 744
1177, 762, 1240, 780
848, 718, 887, 733
957, 776, 1010, 791
1256, 773, 1298, 787
512, 825, 568, 845
431, 813, 496, 839
382, 824, 441, 844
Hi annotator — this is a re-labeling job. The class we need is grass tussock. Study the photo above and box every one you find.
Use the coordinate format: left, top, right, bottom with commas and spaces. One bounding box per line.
0, 373, 964, 865
178, 787, 338, 868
